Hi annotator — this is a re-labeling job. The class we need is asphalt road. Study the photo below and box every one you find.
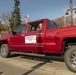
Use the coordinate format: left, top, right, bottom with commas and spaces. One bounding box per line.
0, 53, 76, 75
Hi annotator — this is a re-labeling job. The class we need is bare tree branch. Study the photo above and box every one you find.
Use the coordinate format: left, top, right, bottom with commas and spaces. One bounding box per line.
0, 12, 11, 24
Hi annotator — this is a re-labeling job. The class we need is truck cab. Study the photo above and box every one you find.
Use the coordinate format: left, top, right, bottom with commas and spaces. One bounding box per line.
8, 19, 60, 53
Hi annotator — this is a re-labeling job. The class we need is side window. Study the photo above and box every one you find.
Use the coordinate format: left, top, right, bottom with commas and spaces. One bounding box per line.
15, 24, 26, 33
47, 20, 56, 29
47, 20, 60, 29
28, 21, 43, 32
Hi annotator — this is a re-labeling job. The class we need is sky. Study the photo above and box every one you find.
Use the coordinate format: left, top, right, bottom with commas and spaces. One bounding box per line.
0, 0, 76, 21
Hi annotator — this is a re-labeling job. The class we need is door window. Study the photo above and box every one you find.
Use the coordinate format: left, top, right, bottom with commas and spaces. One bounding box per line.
15, 24, 26, 33
28, 21, 43, 32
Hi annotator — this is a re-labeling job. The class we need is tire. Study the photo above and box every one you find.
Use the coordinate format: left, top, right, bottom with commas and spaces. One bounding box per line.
0, 44, 11, 58
64, 46, 76, 73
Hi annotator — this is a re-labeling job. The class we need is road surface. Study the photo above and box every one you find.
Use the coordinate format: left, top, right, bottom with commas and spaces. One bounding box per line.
0, 53, 76, 75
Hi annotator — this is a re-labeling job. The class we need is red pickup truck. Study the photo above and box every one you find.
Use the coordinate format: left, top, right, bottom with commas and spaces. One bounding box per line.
0, 18, 76, 72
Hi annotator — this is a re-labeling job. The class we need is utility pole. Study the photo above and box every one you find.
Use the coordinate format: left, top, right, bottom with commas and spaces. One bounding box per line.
0, 20, 1, 24
70, 0, 73, 25
65, 0, 76, 26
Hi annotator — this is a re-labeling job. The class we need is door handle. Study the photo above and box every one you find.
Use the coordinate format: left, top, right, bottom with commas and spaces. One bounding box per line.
37, 33, 43, 35
37, 33, 43, 37
20, 35, 25, 36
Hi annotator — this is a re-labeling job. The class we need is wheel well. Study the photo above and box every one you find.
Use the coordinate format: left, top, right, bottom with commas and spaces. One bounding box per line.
0, 41, 8, 47
62, 37, 76, 54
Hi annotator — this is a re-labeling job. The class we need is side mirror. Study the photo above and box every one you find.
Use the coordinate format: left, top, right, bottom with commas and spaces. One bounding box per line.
12, 31, 17, 35
8, 27, 17, 35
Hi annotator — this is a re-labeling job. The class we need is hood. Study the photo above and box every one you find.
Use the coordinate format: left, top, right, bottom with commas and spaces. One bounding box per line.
0, 34, 12, 40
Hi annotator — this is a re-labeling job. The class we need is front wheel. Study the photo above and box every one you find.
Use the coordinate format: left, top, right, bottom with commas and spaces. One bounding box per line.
64, 46, 76, 73
0, 44, 11, 58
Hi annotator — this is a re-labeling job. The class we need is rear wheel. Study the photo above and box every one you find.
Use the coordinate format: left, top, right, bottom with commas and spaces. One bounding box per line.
64, 46, 76, 73
0, 44, 11, 58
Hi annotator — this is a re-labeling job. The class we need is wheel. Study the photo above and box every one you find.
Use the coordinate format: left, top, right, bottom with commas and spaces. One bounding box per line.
0, 44, 11, 58
64, 46, 76, 73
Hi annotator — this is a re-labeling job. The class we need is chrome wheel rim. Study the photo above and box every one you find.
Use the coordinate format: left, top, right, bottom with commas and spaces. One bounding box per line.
1, 47, 6, 55
69, 51, 76, 68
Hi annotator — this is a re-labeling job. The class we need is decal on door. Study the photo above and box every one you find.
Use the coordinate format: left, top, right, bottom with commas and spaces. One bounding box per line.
25, 35, 36, 44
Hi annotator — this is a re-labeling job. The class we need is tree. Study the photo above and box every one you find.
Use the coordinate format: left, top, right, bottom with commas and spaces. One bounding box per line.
73, 17, 76, 25
9, 0, 21, 31
0, 12, 11, 24
54, 16, 65, 27
65, 16, 71, 26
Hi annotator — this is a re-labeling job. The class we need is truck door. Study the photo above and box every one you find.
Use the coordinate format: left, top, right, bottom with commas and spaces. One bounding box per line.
9, 24, 26, 50
25, 20, 46, 53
